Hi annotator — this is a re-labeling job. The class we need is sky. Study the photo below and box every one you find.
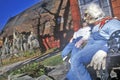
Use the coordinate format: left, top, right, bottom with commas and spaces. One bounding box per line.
0, 0, 41, 31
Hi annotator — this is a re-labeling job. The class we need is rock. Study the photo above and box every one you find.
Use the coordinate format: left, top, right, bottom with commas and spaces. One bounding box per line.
1, 0, 56, 37
48, 62, 70, 80
36, 75, 53, 80
9, 74, 35, 80
110, 70, 117, 78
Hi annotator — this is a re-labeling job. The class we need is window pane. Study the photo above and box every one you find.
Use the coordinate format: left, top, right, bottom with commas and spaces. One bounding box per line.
79, 0, 84, 5
85, 0, 91, 3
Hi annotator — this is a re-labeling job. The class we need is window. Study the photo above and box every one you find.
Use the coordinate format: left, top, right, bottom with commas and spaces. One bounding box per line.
79, 0, 84, 5
79, 0, 93, 5
85, 0, 92, 3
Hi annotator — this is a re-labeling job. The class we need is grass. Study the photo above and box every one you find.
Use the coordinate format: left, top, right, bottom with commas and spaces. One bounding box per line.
40, 53, 63, 66
9, 53, 63, 78
10, 62, 47, 78
0, 48, 63, 79
1, 50, 40, 66
10, 52, 63, 76
0, 76, 7, 80
1, 48, 58, 66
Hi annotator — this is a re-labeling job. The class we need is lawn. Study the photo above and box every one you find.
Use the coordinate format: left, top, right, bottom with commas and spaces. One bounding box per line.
40, 53, 63, 66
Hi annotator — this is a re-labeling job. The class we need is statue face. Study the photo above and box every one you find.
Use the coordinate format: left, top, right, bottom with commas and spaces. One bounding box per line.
84, 3, 105, 24
84, 13, 96, 24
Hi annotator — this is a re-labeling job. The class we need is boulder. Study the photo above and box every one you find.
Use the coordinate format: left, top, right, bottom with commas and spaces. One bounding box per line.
48, 62, 69, 80
36, 75, 53, 80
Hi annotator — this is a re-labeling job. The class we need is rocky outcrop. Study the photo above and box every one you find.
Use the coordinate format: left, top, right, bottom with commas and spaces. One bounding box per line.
1, 0, 71, 37
1, 0, 55, 37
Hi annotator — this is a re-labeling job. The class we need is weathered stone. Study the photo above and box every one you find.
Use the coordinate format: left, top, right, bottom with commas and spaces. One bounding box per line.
36, 75, 53, 80
48, 62, 69, 80
1, 0, 56, 37
9, 75, 35, 80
